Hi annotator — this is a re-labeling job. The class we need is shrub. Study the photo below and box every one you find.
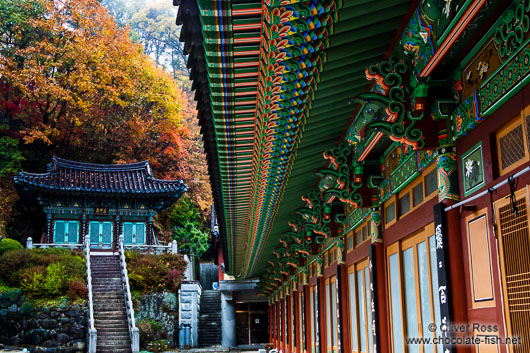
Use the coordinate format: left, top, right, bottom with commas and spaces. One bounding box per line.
43, 263, 67, 297
0, 249, 29, 286
126, 251, 186, 293
138, 319, 164, 348
0, 238, 23, 254
0, 248, 86, 299
67, 280, 87, 300
164, 269, 183, 292
59, 255, 86, 282
20, 266, 46, 297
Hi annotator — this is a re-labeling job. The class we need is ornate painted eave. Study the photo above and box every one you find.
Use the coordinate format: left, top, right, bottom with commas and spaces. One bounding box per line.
177, 0, 415, 278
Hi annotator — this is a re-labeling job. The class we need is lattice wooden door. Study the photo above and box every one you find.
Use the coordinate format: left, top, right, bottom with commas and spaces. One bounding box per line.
497, 193, 530, 353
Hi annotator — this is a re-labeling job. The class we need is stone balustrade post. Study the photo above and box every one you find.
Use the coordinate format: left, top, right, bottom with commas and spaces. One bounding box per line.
179, 281, 202, 347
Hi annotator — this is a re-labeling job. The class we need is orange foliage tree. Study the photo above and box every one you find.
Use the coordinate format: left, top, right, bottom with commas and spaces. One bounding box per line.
1, 0, 186, 169
0, 0, 212, 239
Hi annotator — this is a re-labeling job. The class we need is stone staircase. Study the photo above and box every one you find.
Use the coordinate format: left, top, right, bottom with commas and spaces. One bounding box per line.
198, 290, 222, 346
91, 255, 132, 353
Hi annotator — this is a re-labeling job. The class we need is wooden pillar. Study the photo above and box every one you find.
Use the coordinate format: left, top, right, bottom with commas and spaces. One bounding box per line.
46, 213, 52, 243
285, 294, 293, 353
277, 299, 281, 350
291, 289, 300, 353
217, 244, 224, 281
280, 296, 287, 352
148, 215, 153, 245
436, 147, 469, 353
317, 276, 326, 353
269, 303, 273, 345
82, 214, 87, 244
369, 207, 388, 353
337, 262, 349, 353
304, 285, 311, 353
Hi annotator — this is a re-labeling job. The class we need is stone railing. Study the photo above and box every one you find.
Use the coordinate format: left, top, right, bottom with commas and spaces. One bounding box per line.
123, 240, 178, 254
26, 237, 84, 250
84, 239, 97, 353
26, 237, 179, 255
118, 235, 140, 353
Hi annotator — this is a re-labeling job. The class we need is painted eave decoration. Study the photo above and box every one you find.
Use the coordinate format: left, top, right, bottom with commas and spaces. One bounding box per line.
176, 0, 509, 283
177, 0, 413, 278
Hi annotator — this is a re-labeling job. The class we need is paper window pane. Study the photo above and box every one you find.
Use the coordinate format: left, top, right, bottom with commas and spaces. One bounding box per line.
403, 248, 420, 353
349, 271, 358, 350
389, 254, 404, 353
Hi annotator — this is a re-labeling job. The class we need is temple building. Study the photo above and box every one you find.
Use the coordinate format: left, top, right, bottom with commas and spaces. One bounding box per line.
176, 0, 530, 352
14, 157, 187, 250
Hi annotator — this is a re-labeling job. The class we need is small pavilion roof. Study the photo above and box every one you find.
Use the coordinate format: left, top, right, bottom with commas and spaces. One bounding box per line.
14, 157, 187, 197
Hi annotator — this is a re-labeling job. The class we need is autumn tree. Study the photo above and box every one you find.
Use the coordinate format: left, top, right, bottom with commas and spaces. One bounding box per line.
0, 0, 191, 239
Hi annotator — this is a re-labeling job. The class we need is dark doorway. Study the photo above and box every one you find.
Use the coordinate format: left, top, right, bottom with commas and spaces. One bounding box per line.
235, 302, 269, 345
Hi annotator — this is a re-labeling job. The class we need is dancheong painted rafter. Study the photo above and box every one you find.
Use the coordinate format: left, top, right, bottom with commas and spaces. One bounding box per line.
177, 0, 414, 278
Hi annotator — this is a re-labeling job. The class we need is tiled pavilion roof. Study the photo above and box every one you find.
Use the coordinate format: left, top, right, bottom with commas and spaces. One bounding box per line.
14, 157, 187, 197
176, 0, 416, 278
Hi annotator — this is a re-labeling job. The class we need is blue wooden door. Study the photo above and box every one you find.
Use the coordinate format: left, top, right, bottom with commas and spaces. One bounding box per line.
54, 221, 79, 244
122, 222, 146, 245
89, 221, 113, 249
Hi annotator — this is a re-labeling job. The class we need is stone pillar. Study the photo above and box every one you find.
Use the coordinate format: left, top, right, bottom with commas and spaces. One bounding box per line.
179, 281, 201, 348
221, 291, 236, 348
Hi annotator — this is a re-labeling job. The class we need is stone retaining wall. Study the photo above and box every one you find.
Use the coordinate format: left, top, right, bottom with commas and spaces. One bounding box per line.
0, 291, 87, 353
135, 291, 178, 349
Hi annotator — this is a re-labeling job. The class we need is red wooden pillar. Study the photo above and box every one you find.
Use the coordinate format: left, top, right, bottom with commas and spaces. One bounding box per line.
436, 148, 469, 353
446, 203, 469, 353
217, 244, 224, 281
282, 296, 286, 353
292, 290, 300, 353
337, 263, 350, 353
276, 300, 281, 350
369, 241, 388, 353
269, 303, 273, 345
304, 285, 311, 353
285, 295, 293, 353
317, 276, 326, 353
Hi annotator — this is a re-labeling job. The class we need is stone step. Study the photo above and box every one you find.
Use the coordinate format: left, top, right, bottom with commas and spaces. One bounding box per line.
93, 296, 124, 301
94, 305, 127, 312
96, 343, 131, 350
95, 324, 130, 330
94, 315, 128, 321
98, 333, 131, 339
92, 289, 123, 294
94, 310, 127, 317
91, 272, 121, 276
91, 266, 121, 270
92, 279, 122, 284
97, 349, 132, 353
96, 327, 130, 333
92, 285, 123, 290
